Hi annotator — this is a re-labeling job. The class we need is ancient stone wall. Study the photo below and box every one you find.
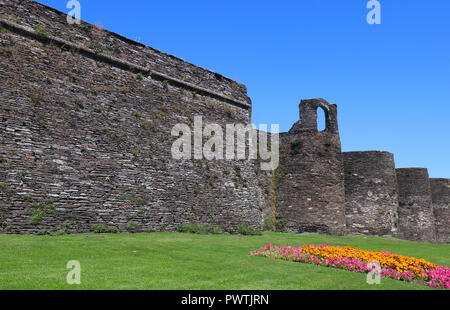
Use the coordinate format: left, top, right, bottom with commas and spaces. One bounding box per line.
343, 151, 399, 235
0, 0, 447, 242
0, 0, 265, 234
274, 99, 346, 235
396, 168, 436, 242
430, 178, 450, 243
0, 0, 250, 105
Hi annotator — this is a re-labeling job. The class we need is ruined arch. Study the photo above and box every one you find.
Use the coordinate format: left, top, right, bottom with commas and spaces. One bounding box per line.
289, 98, 339, 134
317, 106, 326, 131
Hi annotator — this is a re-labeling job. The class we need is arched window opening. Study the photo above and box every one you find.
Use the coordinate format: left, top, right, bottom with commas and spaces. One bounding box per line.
317, 107, 326, 131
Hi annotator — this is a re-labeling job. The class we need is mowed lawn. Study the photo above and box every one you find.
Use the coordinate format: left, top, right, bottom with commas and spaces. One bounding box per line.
0, 232, 448, 290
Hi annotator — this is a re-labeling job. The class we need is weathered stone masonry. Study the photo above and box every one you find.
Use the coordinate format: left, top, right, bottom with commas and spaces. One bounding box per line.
0, 0, 265, 234
343, 151, 399, 236
430, 179, 450, 243
0, 1, 448, 242
270, 100, 448, 243
396, 168, 436, 243
276, 99, 346, 235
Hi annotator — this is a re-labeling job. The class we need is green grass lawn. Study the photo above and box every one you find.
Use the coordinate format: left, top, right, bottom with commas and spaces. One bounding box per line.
0, 232, 448, 290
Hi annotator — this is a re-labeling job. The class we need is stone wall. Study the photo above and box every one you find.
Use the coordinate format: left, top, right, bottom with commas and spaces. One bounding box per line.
0, 0, 250, 105
0, 0, 447, 242
343, 151, 399, 235
275, 99, 346, 235
0, 0, 265, 234
430, 178, 450, 243
396, 168, 436, 242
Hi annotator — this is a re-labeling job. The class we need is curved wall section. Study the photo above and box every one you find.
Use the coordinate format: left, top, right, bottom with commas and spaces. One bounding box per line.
343, 151, 399, 235
396, 168, 436, 242
430, 178, 450, 243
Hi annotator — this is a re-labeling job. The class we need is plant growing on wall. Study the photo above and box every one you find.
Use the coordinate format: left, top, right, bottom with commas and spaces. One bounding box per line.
29, 209, 44, 225
28, 201, 58, 226
237, 223, 262, 236
126, 221, 140, 232
90, 224, 118, 233
290, 139, 303, 155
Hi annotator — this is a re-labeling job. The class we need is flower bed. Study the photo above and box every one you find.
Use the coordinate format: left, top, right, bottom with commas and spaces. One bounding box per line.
249, 243, 450, 289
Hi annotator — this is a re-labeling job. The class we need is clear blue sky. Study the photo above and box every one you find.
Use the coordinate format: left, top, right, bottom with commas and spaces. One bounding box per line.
36, 0, 449, 178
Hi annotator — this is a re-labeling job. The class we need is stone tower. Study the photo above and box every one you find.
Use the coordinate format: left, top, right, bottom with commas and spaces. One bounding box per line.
430, 178, 450, 243
396, 168, 436, 242
343, 151, 399, 235
276, 98, 346, 235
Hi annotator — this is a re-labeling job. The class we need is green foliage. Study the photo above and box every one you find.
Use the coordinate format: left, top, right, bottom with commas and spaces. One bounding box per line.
126, 221, 140, 232
73, 98, 84, 109
86, 41, 100, 52
28, 201, 58, 227
2, 46, 15, 56
263, 218, 272, 231
130, 196, 145, 206
90, 224, 118, 233
233, 165, 242, 179
263, 215, 286, 232
224, 105, 235, 118
237, 223, 263, 236
142, 121, 156, 131
177, 221, 222, 235
290, 138, 303, 155
43, 204, 58, 216
29, 209, 44, 225
147, 226, 156, 233
23, 195, 33, 204
36, 120, 48, 128
18, 171, 26, 186
32, 24, 51, 37
58, 34, 70, 42
208, 226, 223, 234
53, 227, 68, 236
274, 215, 286, 232
27, 92, 42, 106
37, 229, 50, 236
176, 222, 197, 233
